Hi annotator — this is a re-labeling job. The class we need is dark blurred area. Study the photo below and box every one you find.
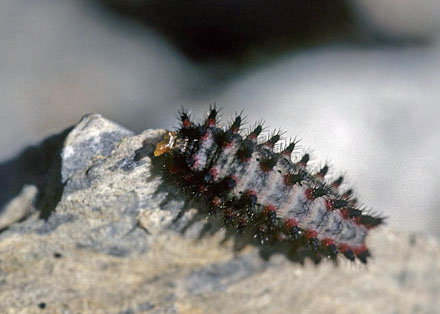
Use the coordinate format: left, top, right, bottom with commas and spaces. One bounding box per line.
99, 0, 356, 61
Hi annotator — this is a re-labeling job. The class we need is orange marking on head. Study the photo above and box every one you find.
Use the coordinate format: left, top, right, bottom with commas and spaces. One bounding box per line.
154, 131, 177, 157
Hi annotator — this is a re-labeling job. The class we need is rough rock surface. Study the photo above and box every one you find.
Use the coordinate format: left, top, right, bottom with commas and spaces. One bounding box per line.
0, 114, 439, 314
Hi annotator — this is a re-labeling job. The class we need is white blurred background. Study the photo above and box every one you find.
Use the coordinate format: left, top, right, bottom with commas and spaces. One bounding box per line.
1, 0, 439, 236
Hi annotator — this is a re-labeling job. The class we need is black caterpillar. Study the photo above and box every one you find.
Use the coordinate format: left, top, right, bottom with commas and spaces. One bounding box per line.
154, 107, 383, 263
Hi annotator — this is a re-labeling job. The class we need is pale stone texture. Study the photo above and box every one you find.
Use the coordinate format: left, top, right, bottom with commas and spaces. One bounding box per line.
0, 114, 439, 313
0, 185, 37, 231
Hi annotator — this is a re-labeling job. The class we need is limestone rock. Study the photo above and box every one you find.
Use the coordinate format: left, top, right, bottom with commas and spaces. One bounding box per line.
0, 114, 439, 313
0, 185, 37, 231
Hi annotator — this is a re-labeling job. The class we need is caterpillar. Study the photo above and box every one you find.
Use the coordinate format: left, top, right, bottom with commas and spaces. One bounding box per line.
153, 107, 383, 263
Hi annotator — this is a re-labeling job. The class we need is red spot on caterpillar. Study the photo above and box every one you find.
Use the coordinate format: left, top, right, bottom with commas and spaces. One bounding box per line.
205, 108, 217, 127
339, 243, 355, 261
284, 174, 292, 186
190, 156, 199, 169
282, 142, 296, 158
342, 189, 353, 199
284, 173, 302, 187
201, 130, 211, 141
209, 168, 218, 180
325, 199, 334, 211
354, 216, 364, 226
285, 218, 298, 228
260, 158, 277, 172
241, 157, 251, 163
299, 154, 310, 167
317, 165, 329, 179
332, 176, 344, 189
222, 140, 234, 148
305, 188, 313, 200
352, 244, 367, 256
264, 142, 274, 149
282, 151, 292, 158
224, 208, 234, 217
246, 190, 257, 197
305, 188, 327, 200
275, 232, 286, 241
305, 230, 318, 239
339, 208, 350, 220
264, 204, 277, 224
182, 119, 191, 128
248, 125, 263, 142
169, 164, 182, 174
260, 163, 270, 172
211, 196, 221, 206
321, 238, 335, 247
338, 243, 351, 252
264, 204, 276, 213
180, 111, 192, 128
198, 184, 207, 193
206, 118, 216, 127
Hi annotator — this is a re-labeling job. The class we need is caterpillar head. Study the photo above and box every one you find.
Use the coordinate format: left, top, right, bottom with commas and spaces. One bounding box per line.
154, 131, 177, 157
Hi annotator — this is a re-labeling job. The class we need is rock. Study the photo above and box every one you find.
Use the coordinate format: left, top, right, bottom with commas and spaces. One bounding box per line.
0, 185, 37, 231
0, 114, 439, 313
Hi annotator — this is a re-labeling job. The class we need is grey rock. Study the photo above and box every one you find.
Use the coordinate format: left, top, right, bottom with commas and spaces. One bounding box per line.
0, 114, 439, 313
0, 185, 37, 231
61, 113, 133, 184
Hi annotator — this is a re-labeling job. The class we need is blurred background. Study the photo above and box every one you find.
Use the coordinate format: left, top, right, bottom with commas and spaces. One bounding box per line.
1, 0, 439, 236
